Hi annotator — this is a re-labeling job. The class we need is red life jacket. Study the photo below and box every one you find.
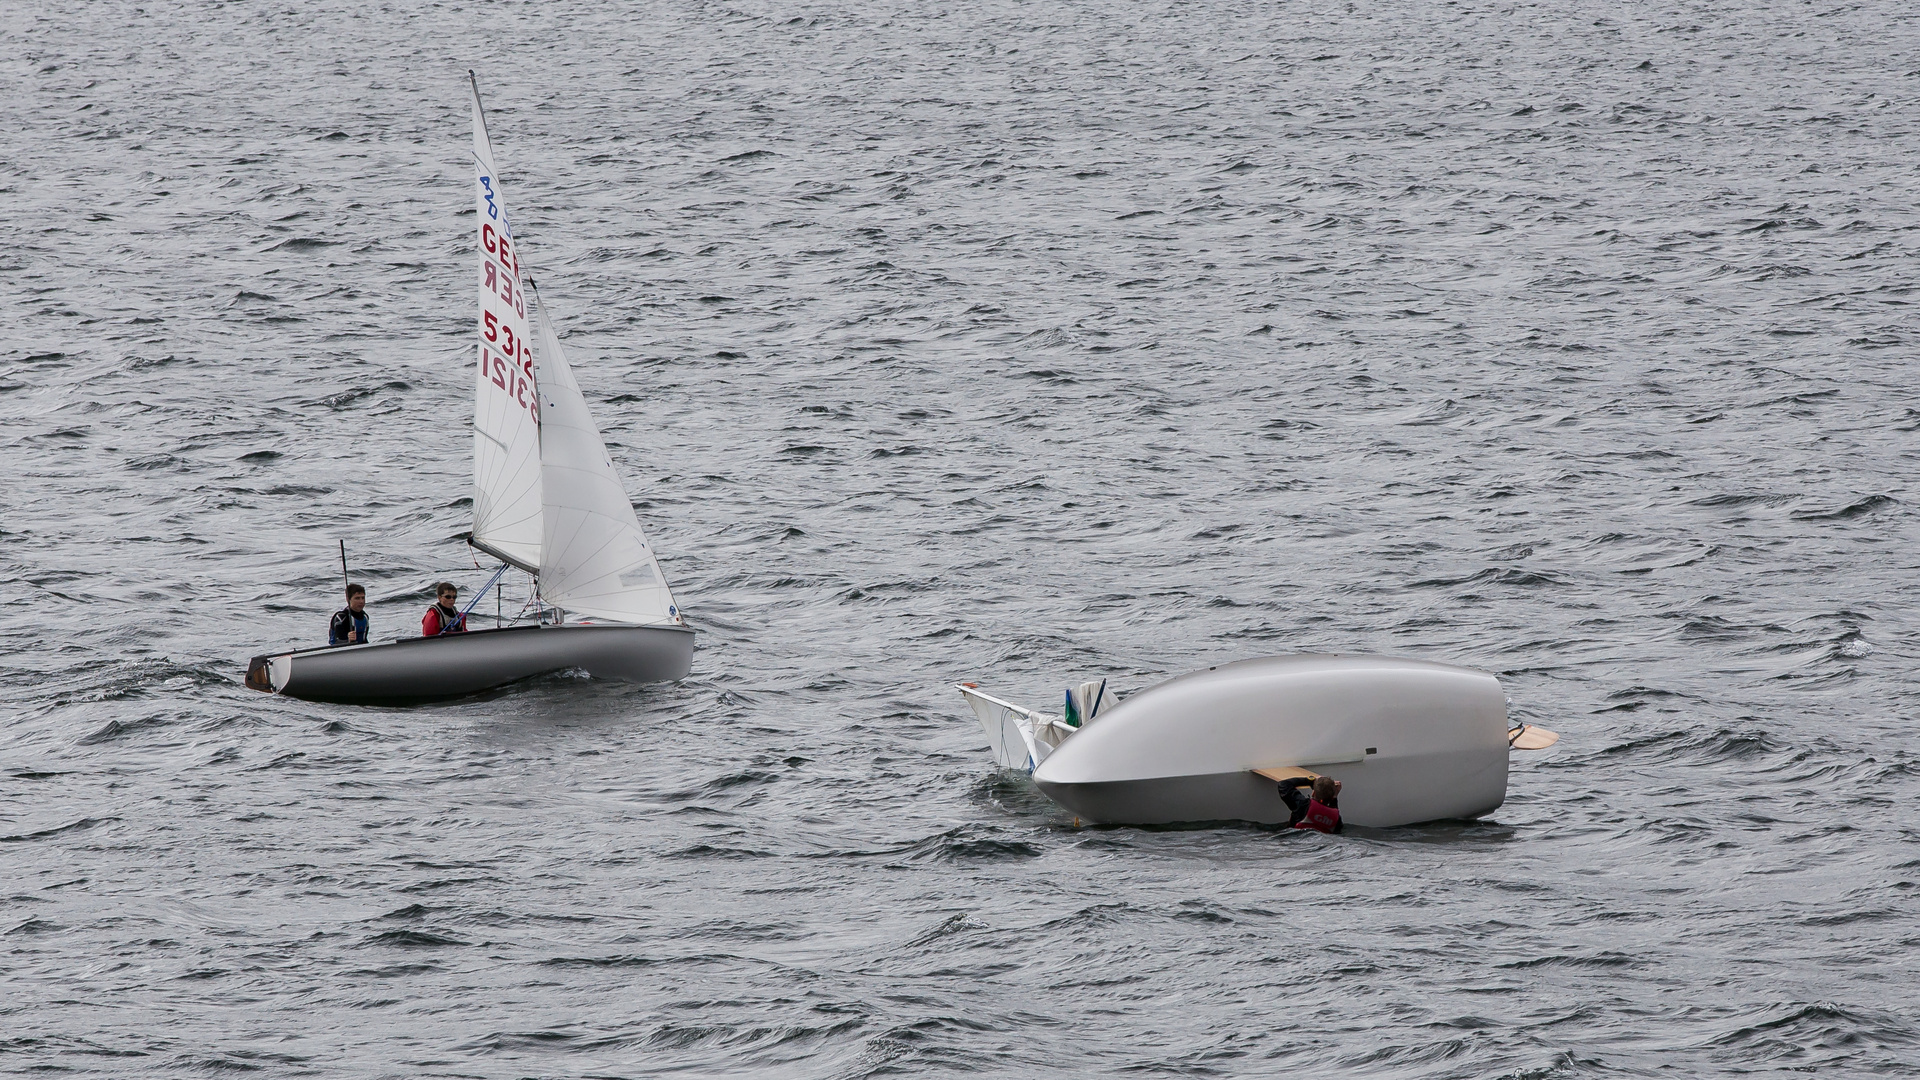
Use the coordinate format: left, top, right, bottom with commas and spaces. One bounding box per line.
1292, 799, 1341, 834
423, 603, 466, 637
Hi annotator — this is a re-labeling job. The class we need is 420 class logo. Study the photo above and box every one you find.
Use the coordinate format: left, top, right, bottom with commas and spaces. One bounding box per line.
478, 174, 501, 221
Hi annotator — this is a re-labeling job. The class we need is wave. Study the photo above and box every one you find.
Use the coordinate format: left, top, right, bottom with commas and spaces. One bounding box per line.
0, 817, 117, 844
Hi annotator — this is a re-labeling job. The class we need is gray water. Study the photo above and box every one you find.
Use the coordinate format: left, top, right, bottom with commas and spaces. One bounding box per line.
4, 1, 1918, 1075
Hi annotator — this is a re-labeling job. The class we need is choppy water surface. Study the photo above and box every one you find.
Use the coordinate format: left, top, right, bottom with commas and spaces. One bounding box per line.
5, 1, 1918, 1075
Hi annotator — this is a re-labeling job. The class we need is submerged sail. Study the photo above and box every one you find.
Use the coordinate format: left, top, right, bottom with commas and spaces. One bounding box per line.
956, 684, 1074, 771
529, 285, 680, 626
467, 74, 542, 572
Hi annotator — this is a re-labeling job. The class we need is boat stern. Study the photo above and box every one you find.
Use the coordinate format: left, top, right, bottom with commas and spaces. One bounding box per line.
245, 654, 274, 693
245, 652, 295, 694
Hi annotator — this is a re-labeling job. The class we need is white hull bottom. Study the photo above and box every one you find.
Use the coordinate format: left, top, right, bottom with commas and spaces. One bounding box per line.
247, 623, 694, 704
981, 653, 1513, 828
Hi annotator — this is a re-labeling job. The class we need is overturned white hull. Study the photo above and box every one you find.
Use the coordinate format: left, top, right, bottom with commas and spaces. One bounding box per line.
247, 623, 693, 705
1013, 654, 1510, 828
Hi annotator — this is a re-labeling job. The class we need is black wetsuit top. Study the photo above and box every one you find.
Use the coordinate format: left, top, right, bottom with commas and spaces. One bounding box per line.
329, 608, 369, 647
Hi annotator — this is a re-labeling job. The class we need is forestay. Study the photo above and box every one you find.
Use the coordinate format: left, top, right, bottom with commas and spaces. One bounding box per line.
467, 74, 542, 572
529, 287, 681, 627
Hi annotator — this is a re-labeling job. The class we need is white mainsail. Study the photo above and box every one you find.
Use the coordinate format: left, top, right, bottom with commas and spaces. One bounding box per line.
528, 285, 681, 627
467, 74, 542, 572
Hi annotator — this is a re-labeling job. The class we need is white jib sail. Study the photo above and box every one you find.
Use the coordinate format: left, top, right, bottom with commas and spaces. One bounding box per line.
467, 74, 542, 572
529, 286, 681, 626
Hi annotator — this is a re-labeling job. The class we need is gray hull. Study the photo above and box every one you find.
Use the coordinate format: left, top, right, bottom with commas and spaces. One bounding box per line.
248, 624, 694, 705
1035, 771, 1300, 827
1018, 654, 1513, 827
1036, 761, 1506, 828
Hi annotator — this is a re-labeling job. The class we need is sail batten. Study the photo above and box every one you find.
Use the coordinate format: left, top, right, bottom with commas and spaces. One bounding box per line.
467, 72, 543, 570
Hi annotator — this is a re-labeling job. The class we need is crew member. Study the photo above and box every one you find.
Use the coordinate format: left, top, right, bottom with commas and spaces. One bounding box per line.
329, 583, 369, 646
1277, 774, 1343, 834
423, 582, 467, 637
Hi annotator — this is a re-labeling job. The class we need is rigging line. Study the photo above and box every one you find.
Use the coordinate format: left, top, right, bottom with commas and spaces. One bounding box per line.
450, 562, 511, 633
469, 71, 497, 163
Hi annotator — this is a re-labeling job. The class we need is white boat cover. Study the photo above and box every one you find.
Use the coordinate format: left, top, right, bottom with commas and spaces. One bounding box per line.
468, 76, 543, 572
530, 292, 680, 626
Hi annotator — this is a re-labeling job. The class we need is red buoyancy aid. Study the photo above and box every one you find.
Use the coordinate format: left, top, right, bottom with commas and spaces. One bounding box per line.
1293, 799, 1341, 834
423, 603, 466, 637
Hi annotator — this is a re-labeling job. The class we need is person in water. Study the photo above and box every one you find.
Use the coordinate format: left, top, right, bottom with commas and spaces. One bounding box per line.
422, 582, 467, 637
1277, 774, 1343, 834
329, 583, 369, 646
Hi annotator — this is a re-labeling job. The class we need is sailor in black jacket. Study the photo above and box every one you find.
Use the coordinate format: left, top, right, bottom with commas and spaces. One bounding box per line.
329, 583, 369, 646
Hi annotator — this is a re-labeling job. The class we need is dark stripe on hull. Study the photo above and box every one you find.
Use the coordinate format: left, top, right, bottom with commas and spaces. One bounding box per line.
1036, 767, 1504, 828
262, 623, 693, 704
1036, 771, 1298, 827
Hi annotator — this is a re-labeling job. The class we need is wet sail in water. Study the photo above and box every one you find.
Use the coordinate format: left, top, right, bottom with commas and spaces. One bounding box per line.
245, 74, 694, 704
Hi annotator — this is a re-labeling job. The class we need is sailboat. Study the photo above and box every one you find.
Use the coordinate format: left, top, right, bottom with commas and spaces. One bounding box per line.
959, 654, 1560, 828
245, 75, 695, 704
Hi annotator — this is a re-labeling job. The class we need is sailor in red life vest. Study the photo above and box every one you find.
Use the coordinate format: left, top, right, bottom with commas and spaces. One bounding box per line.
422, 582, 468, 637
1276, 774, 1343, 834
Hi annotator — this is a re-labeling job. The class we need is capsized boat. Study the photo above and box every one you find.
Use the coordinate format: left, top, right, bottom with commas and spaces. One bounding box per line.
958, 654, 1559, 828
246, 75, 693, 705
